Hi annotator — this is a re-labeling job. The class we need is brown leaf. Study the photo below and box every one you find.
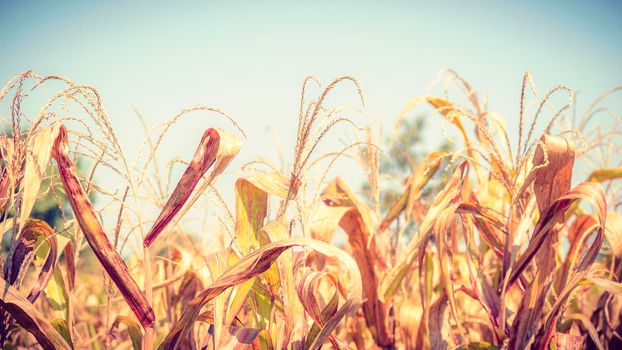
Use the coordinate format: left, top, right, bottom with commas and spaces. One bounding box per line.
532, 134, 575, 212
321, 177, 392, 347
509, 182, 606, 350
379, 161, 469, 302
51, 124, 155, 327
0, 278, 71, 350
3, 219, 57, 302
144, 128, 220, 246
159, 237, 362, 350
145, 127, 241, 246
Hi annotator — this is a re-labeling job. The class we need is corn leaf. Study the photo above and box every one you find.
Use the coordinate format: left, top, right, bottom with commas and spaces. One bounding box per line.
110, 315, 143, 350
4, 219, 57, 303
158, 237, 362, 350
50, 124, 155, 327
18, 126, 58, 232
587, 167, 622, 183
379, 161, 469, 302
0, 278, 71, 350
320, 177, 392, 346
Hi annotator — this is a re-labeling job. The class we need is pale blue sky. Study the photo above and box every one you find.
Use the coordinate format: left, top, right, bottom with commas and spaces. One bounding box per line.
1, 1, 621, 207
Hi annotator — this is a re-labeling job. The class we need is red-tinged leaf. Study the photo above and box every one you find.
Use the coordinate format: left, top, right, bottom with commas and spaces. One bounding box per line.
379, 161, 469, 302
509, 182, 606, 350
555, 332, 584, 350
3, 219, 57, 302
144, 128, 219, 246
321, 177, 392, 347
109, 315, 143, 350
457, 201, 505, 255
532, 134, 575, 212
0, 278, 71, 350
297, 272, 340, 349
145, 127, 241, 246
63, 239, 75, 291
508, 182, 606, 287
429, 292, 449, 350
50, 124, 155, 327
557, 215, 598, 290
158, 238, 362, 350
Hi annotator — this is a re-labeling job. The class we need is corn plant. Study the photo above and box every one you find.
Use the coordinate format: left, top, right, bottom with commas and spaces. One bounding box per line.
0, 70, 621, 350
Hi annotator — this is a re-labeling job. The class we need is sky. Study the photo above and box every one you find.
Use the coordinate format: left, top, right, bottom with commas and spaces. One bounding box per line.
1, 1, 621, 235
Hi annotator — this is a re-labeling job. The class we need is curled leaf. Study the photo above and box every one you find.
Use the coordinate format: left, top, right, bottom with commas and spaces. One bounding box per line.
159, 237, 362, 350
110, 315, 143, 350
320, 177, 392, 347
532, 134, 575, 212
297, 271, 340, 349
3, 218, 57, 302
0, 278, 71, 350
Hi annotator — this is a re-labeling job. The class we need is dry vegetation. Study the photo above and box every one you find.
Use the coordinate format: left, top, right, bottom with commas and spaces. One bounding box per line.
0, 70, 621, 349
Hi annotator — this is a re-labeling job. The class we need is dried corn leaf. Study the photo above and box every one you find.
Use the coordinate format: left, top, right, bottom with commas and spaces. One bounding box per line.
0, 278, 71, 350
4, 219, 57, 302
532, 134, 575, 212
18, 126, 58, 232
509, 182, 605, 286
110, 315, 143, 350
146, 128, 226, 246
296, 271, 340, 348
51, 124, 155, 327
509, 182, 606, 349
310, 205, 349, 242
379, 161, 469, 302
235, 171, 290, 255
604, 212, 622, 257
159, 238, 362, 350
231, 172, 291, 345
320, 177, 392, 346
587, 167, 622, 183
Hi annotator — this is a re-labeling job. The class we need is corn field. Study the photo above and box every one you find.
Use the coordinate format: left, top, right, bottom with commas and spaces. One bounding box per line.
0, 70, 621, 349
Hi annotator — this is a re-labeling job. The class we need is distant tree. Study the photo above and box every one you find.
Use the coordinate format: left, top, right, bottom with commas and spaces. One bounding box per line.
362, 114, 453, 214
